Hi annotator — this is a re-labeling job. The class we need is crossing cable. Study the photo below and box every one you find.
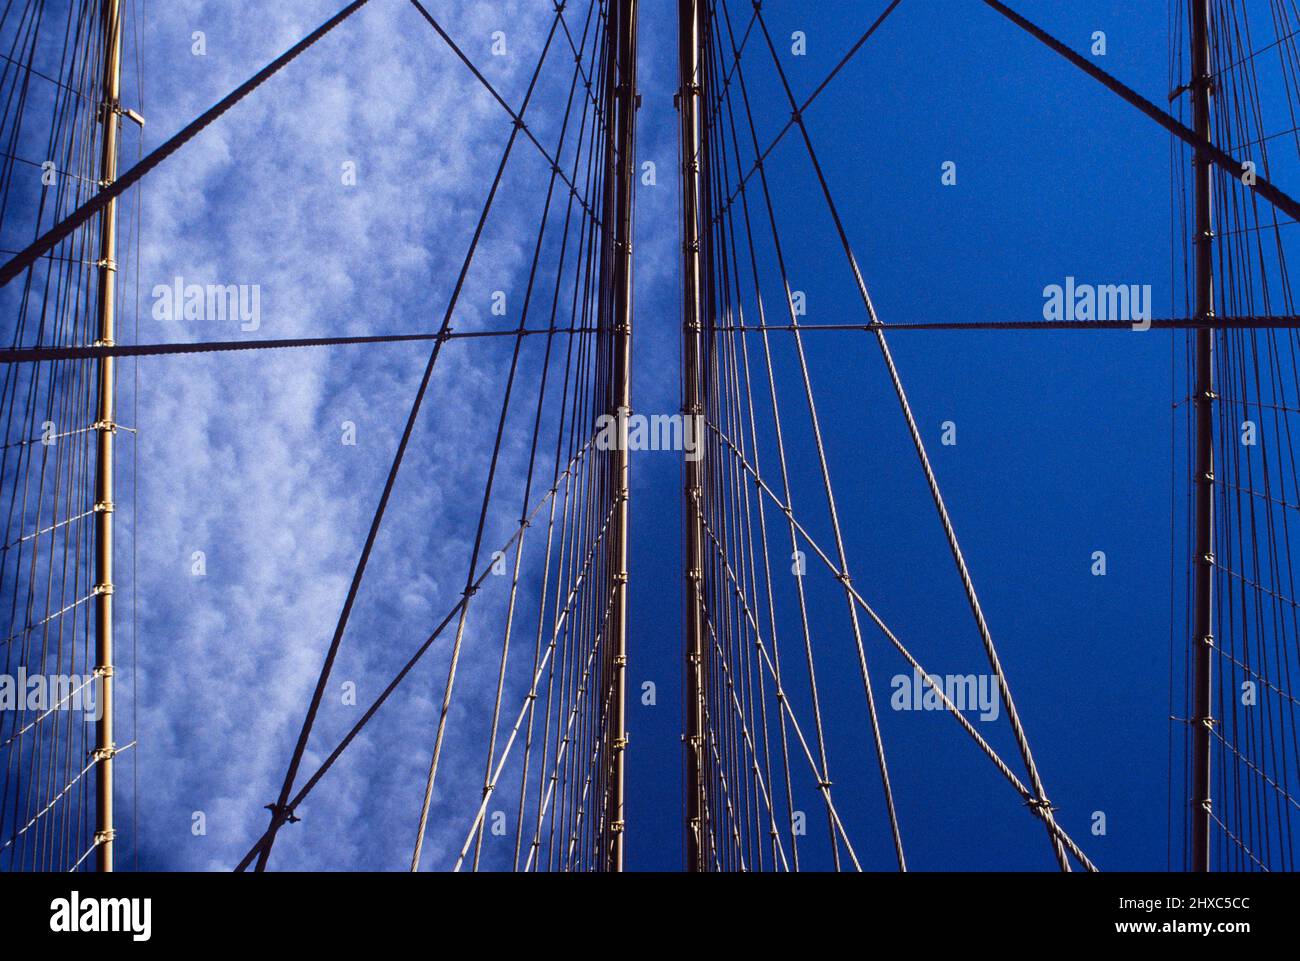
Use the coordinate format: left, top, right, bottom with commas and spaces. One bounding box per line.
707, 417, 1100, 870
0, 0, 375, 289
232, 434, 598, 872
708, 18, 808, 870
748, 0, 1073, 870
466, 0, 602, 871
688, 541, 791, 869
540, 167, 605, 872
699, 0, 842, 870
526, 116, 609, 870
250, 4, 573, 873
703, 25, 781, 867
456, 573, 617, 871
408, 0, 600, 224
409, 2, 593, 872
511, 90, 605, 868
0, 0, 104, 869
716, 0, 906, 870
710, 0, 904, 230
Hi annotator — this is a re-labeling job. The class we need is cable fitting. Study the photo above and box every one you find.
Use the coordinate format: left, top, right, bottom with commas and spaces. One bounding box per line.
265, 803, 301, 824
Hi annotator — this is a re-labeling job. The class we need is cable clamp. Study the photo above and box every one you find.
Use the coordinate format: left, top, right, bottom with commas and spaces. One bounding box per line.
613, 655, 627, 667
265, 803, 301, 824
93, 583, 115, 596
90, 746, 117, 763
610, 820, 626, 833
97, 258, 118, 272
613, 571, 629, 585
93, 665, 114, 679
93, 419, 118, 434
613, 737, 629, 751
1201, 633, 1215, 648
94, 829, 117, 844
1026, 796, 1058, 815
463, 585, 479, 598
94, 500, 115, 514
1202, 551, 1215, 566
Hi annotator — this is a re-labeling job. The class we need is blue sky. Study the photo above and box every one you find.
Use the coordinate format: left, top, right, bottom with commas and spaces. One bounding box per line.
1, 0, 1212, 871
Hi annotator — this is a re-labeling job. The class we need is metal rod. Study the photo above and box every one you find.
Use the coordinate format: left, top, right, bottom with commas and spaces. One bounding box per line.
602, 0, 638, 874
678, 0, 707, 873
1189, 0, 1215, 874
94, 0, 124, 873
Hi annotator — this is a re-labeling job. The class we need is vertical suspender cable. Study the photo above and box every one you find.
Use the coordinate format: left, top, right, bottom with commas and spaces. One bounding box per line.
604, 0, 638, 873
1190, 0, 1216, 873
93, 0, 124, 874
678, 0, 707, 873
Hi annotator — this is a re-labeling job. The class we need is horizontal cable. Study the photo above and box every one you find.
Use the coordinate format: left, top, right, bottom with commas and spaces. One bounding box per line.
710, 316, 1300, 333
0, 326, 596, 364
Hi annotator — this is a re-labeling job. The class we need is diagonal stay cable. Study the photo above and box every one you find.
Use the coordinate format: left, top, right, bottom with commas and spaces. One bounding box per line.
250, 4, 566, 871
232, 434, 599, 872
408, 0, 576, 873
0, 327, 599, 364
706, 419, 1100, 871
711, 0, 903, 229
0, 0, 374, 289
408, 0, 599, 223
716, 0, 905, 870
981, 0, 1300, 224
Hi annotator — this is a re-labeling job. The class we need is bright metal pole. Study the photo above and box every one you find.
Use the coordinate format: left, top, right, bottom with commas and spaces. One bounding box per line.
678, 0, 706, 873
93, 0, 124, 873
1189, 0, 1216, 874
603, 0, 638, 873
